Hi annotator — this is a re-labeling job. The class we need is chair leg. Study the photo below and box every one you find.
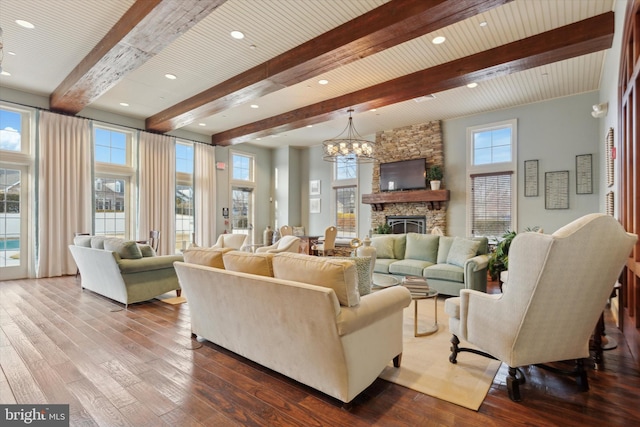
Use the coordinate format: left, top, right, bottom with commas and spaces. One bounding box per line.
176, 289, 182, 297
576, 359, 589, 392
507, 366, 523, 402
393, 353, 402, 368
449, 334, 460, 363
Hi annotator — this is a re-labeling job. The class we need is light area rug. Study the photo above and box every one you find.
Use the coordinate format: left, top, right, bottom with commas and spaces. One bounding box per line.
378, 297, 501, 411
156, 293, 187, 305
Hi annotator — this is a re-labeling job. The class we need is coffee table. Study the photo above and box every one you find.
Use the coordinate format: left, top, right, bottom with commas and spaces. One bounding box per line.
372, 273, 400, 289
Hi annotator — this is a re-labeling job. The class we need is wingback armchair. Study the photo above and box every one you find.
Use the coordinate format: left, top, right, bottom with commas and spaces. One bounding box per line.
256, 235, 300, 253
445, 213, 637, 401
211, 234, 247, 250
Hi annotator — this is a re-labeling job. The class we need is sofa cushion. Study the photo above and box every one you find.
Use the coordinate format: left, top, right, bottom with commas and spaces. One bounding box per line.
424, 263, 464, 282
223, 251, 274, 277
389, 259, 434, 277
374, 258, 396, 274
446, 237, 481, 268
371, 236, 395, 259
104, 238, 143, 259
90, 236, 108, 249
137, 244, 156, 257
437, 236, 455, 264
333, 256, 372, 296
473, 237, 489, 255
183, 247, 233, 268
404, 233, 439, 262
272, 253, 360, 307
73, 235, 92, 247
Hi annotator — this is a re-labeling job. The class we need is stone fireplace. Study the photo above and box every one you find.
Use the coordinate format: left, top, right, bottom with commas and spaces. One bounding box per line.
387, 216, 426, 234
368, 120, 448, 235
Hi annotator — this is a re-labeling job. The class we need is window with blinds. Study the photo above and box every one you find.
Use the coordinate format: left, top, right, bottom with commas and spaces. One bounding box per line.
471, 172, 513, 237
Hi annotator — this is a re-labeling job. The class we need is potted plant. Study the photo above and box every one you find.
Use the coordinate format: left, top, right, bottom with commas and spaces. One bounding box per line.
373, 223, 392, 234
488, 230, 516, 281
427, 165, 443, 190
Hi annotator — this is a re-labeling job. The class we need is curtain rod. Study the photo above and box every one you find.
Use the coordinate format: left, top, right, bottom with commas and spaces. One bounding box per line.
0, 98, 213, 147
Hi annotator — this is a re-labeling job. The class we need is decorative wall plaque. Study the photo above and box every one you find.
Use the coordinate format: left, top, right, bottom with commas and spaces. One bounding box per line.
576, 154, 593, 194
524, 159, 538, 197
545, 170, 569, 209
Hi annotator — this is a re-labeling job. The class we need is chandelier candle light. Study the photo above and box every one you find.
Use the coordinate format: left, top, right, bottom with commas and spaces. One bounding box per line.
323, 109, 375, 162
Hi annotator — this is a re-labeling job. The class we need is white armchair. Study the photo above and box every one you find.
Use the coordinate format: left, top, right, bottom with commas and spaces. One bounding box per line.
445, 213, 637, 401
211, 234, 247, 250
256, 235, 300, 253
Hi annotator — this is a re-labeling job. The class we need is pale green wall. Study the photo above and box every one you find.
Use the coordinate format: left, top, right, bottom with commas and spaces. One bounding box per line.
443, 91, 602, 236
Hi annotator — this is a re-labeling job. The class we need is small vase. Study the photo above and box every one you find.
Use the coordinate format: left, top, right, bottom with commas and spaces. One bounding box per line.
356, 237, 377, 285
263, 226, 273, 246
430, 180, 441, 190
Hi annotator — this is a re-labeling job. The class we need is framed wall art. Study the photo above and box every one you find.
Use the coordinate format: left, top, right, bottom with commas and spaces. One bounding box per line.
606, 127, 614, 187
309, 180, 321, 195
310, 198, 321, 213
524, 159, 539, 197
575, 154, 593, 194
545, 170, 569, 210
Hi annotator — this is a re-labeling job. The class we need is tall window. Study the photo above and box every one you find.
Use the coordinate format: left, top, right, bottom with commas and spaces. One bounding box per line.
230, 152, 255, 240
175, 142, 194, 251
333, 155, 358, 237
0, 109, 23, 152
94, 126, 134, 238
467, 120, 517, 240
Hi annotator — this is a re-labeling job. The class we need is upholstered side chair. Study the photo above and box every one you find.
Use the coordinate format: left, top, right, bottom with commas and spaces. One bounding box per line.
445, 213, 637, 401
256, 235, 300, 253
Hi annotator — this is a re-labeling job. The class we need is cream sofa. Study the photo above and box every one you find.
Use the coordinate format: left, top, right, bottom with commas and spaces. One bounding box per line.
69, 235, 183, 306
371, 233, 489, 296
175, 250, 411, 404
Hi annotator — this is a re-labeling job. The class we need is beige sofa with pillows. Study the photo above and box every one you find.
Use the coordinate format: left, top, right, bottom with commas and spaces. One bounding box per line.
69, 235, 183, 306
371, 233, 489, 296
175, 249, 411, 404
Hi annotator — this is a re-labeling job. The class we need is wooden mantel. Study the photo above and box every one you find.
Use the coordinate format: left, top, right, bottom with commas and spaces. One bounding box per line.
362, 189, 450, 211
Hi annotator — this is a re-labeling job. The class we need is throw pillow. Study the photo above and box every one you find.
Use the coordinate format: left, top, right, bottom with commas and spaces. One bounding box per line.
333, 256, 372, 296
90, 236, 108, 249
137, 244, 156, 257
183, 247, 233, 268
104, 238, 143, 259
223, 251, 274, 277
272, 253, 360, 307
437, 236, 455, 264
371, 236, 395, 259
292, 226, 305, 236
73, 235, 92, 247
404, 233, 439, 262
446, 237, 481, 268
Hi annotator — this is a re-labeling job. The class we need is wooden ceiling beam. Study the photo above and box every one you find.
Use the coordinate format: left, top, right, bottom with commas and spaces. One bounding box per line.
49, 0, 226, 114
145, 0, 511, 133
211, 12, 614, 146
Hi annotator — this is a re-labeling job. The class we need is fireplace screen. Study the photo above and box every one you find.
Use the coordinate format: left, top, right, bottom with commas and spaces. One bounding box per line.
387, 216, 426, 234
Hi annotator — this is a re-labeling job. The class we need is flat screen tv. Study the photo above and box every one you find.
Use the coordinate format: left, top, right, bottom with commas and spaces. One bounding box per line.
380, 158, 427, 191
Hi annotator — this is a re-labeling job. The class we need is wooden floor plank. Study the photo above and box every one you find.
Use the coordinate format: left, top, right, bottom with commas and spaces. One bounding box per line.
1, 276, 638, 427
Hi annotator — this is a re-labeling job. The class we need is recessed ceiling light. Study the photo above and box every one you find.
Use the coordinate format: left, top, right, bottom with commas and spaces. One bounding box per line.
318, 79, 329, 85
432, 36, 446, 44
198, 123, 206, 126
370, 108, 377, 112
249, 44, 256, 49
165, 73, 177, 80
230, 30, 245, 39
16, 20, 34, 29
250, 104, 259, 109
119, 102, 129, 107
467, 82, 478, 88
479, 21, 488, 27
8, 51, 16, 56
306, 125, 313, 128
256, 138, 262, 141
1, 71, 11, 76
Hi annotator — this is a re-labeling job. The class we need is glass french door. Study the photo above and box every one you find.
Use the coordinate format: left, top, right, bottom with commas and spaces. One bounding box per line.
0, 165, 28, 279
231, 187, 255, 245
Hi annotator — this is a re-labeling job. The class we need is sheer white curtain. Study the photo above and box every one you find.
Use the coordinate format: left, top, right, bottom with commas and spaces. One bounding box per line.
194, 143, 217, 247
37, 111, 92, 277
138, 132, 176, 255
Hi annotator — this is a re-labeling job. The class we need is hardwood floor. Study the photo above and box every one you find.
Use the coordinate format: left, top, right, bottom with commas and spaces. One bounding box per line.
1, 276, 638, 426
